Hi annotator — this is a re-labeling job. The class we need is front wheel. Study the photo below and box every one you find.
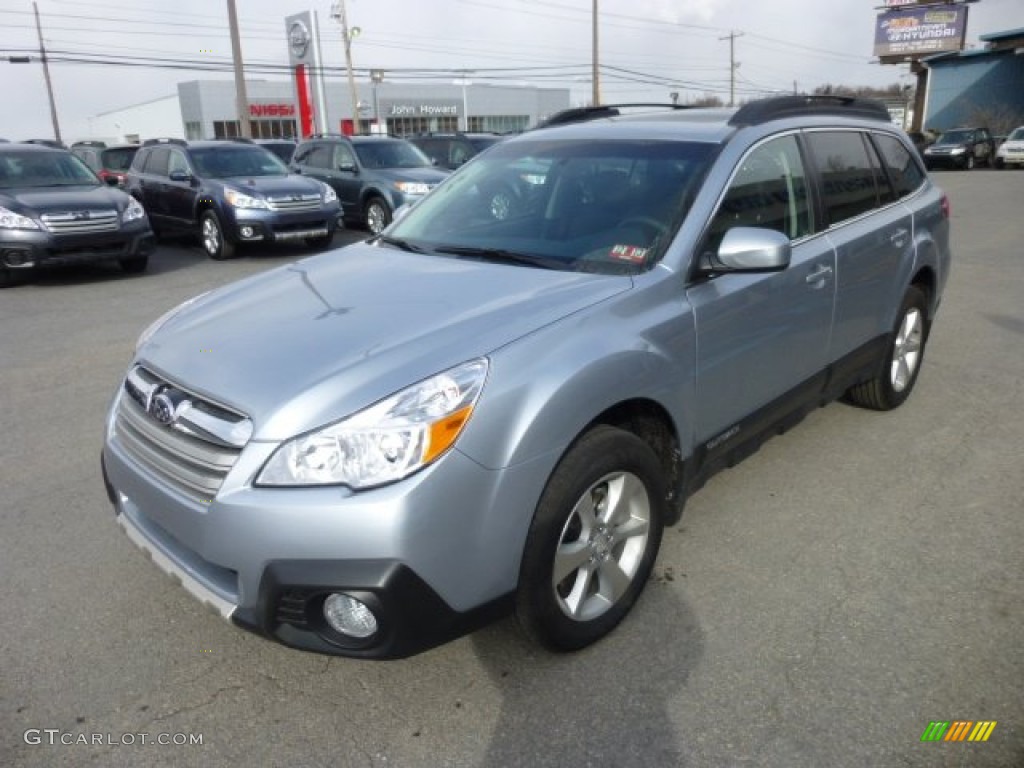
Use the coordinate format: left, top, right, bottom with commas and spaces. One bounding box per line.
516, 426, 666, 651
845, 285, 929, 411
363, 197, 391, 235
200, 211, 236, 260
964, 154, 975, 170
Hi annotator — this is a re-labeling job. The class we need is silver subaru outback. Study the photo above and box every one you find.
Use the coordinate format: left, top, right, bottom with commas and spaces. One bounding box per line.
102, 97, 951, 659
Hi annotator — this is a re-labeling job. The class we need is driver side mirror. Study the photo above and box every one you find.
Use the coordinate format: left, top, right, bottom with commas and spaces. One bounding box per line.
338, 162, 358, 173
168, 170, 192, 183
701, 227, 791, 274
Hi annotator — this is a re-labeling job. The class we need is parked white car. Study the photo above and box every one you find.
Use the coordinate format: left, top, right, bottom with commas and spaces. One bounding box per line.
994, 126, 1024, 169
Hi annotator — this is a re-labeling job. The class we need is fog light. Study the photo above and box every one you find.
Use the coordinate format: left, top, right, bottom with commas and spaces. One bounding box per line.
323, 593, 378, 638
240, 225, 255, 238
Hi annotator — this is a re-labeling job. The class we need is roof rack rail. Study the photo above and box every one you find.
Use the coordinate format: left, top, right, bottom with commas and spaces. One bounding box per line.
535, 103, 693, 129
307, 132, 350, 139
729, 95, 891, 126
141, 137, 188, 147
211, 136, 255, 144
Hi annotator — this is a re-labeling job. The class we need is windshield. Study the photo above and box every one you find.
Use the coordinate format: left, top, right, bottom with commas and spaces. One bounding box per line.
189, 146, 289, 178
1008, 127, 1024, 141
354, 140, 432, 169
387, 138, 714, 275
101, 147, 138, 171
936, 129, 974, 145
0, 150, 99, 188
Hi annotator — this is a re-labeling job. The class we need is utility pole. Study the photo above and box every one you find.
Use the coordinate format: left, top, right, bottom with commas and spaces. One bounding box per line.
333, 0, 361, 135
32, 2, 61, 144
591, 0, 600, 106
719, 30, 743, 107
226, 0, 251, 137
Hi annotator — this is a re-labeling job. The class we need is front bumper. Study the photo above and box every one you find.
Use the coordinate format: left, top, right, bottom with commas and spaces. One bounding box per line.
1, 223, 155, 269
225, 203, 341, 245
100, 397, 543, 658
924, 152, 971, 169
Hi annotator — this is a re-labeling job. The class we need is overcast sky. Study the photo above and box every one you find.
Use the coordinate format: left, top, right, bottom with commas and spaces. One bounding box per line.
1, 0, 1021, 140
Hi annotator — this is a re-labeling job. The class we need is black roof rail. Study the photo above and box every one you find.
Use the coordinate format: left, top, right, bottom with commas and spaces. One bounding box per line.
212, 136, 255, 144
306, 132, 350, 140
141, 137, 188, 147
729, 95, 891, 126
71, 140, 107, 148
535, 103, 694, 129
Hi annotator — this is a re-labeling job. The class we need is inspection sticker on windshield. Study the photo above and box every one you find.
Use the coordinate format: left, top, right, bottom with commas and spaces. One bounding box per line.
609, 244, 649, 263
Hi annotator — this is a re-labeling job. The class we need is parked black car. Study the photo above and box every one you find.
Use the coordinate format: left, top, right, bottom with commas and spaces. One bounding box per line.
71, 141, 141, 188
290, 134, 449, 234
407, 132, 505, 170
922, 126, 995, 170
126, 138, 340, 259
0, 143, 154, 287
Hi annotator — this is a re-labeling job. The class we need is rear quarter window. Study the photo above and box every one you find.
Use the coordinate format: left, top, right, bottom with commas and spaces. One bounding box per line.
872, 134, 925, 199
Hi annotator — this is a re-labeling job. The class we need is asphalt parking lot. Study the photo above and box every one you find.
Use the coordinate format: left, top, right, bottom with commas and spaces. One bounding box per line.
2, 170, 1022, 768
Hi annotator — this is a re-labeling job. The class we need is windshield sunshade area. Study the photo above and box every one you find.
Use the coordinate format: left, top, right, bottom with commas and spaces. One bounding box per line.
0, 151, 99, 188
386, 138, 715, 274
935, 130, 974, 145
189, 147, 289, 178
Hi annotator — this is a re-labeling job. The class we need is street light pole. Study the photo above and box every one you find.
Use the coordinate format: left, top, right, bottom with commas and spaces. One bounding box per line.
591, 0, 600, 106
32, 2, 62, 144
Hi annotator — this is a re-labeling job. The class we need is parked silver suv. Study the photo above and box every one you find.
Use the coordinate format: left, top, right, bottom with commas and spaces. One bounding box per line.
101, 96, 951, 658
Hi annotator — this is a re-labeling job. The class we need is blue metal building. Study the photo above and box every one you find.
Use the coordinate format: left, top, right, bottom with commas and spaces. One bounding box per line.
923, 28, 1024, 131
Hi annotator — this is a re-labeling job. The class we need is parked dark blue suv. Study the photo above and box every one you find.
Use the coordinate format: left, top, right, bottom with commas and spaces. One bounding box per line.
126, 138, 340, 259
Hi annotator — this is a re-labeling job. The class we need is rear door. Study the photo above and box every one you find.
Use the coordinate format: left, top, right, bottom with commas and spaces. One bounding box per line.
686, 133, 837, 447
805, 130, 912, 366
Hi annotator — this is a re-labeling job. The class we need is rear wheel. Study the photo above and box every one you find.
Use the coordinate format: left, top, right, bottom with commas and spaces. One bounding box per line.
200, 211, 236, 260
515, 426, 666, 651
846, 286, 929, 411
364, 197, 391, 235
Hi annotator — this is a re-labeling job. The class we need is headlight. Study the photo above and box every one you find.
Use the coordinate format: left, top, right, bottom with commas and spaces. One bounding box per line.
224, 187, 269, 209
950, 147, 966, 155
122, 196, 146, 223
395, 181, 431, 196
321, 182, 337, 204
257, 358, 489, 489
0, 206, 39, 230
136, 291, 211, 352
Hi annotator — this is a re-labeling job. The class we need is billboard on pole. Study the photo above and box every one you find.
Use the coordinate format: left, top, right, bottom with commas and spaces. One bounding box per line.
874, 5, 968, 58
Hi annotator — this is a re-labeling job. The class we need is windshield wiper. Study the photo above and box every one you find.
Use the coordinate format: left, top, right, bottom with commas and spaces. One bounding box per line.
375, 235, 427, 253
432, 245, 562, 270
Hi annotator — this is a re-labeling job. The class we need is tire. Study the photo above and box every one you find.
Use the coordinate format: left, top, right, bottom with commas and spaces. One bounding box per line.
119, 255, 148, 274
200, 210, 236, 260
0, 266, 18, 288
363, 197, 391, 235
515, 425, 667, 651
964, 154, 975, 170
846, 286, 929, 411
995, 158, 1005, 170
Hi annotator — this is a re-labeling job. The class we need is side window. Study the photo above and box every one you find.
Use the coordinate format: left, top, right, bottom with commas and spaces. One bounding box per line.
450, 141, 471, 167
144, 147, 170, 177
333, 144, 356, 169
292, 144, 312, 164
706, 134, 813, 252
873, 134, 925, 199
806, 131, 879, 225
167, 150, 190, 176
864, 136, 896, 206
306, 145, 333, 169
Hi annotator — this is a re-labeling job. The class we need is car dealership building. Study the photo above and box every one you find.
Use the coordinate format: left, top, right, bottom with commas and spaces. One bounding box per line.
85, 79, 572, 145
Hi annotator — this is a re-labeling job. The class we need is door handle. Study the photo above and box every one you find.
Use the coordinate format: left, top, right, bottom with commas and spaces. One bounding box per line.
805, 264, 833, 284
890, 228, 909, 248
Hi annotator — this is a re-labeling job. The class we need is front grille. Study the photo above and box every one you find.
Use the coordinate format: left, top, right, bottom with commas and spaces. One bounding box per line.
266, 194, 322, 212
115, 367, 252, 499
41, 209, 119, 234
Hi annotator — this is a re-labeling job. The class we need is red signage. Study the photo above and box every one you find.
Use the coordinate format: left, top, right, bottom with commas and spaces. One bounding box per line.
249, 103, 296, 118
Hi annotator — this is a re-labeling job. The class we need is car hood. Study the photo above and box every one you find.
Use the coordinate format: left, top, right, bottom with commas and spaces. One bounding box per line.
0, 184, 129, 214
218, 174, 324, 197
138, 243, 631, 440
